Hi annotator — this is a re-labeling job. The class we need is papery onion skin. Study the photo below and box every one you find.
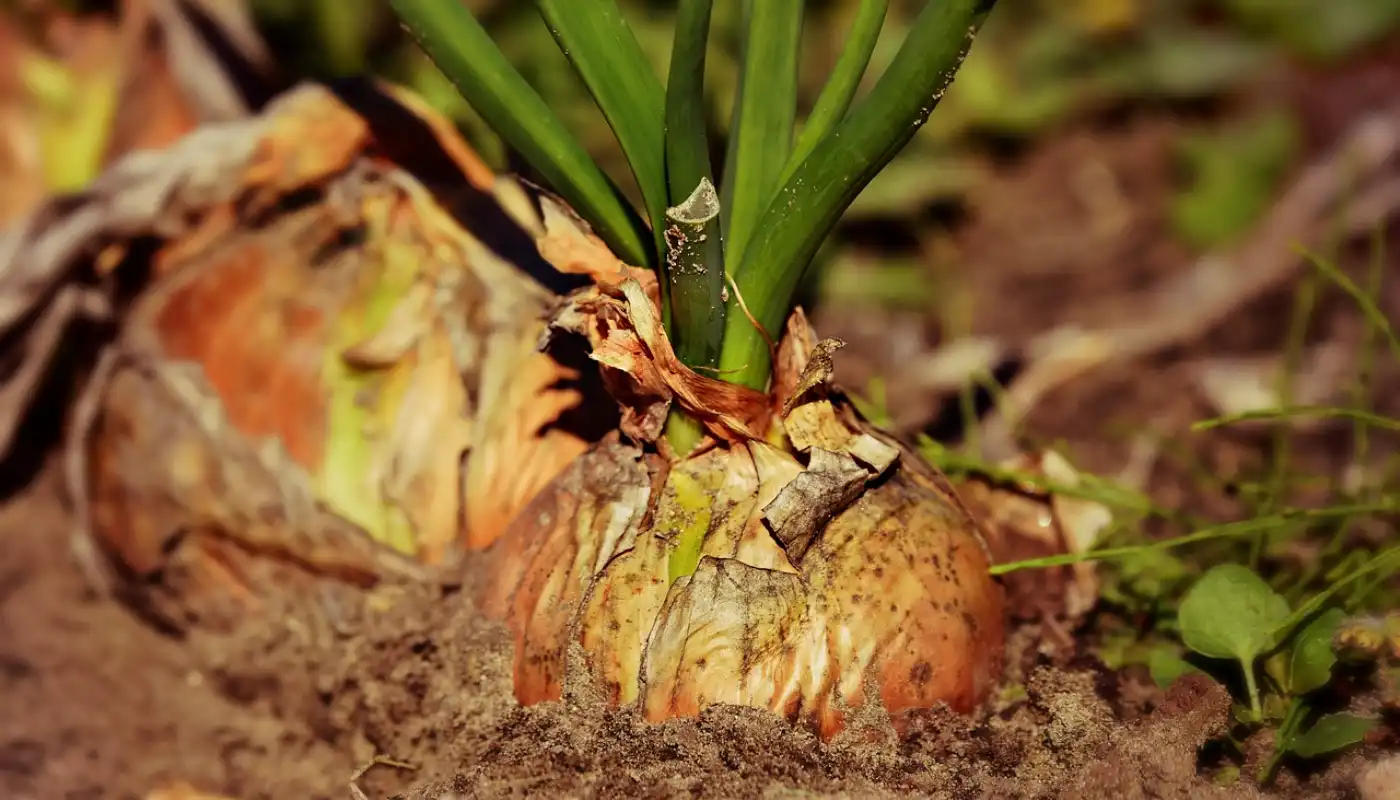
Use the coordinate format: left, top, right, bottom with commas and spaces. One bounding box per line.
482, 435, 1006, 740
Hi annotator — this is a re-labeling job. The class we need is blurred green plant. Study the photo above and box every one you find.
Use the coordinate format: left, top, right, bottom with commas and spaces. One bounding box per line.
1223, 0, 1400, 62
1170, 110, 1300, 250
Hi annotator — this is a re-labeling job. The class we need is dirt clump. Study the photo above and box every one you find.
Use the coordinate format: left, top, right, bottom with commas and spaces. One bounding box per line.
1060, 673, 1246, 800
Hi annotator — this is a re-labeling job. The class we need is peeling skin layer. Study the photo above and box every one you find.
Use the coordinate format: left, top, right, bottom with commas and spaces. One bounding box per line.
483, 434, 1005, 740
75, 82, 603, 621
79, 197, 454, 627
78, 163, 562, 622
479, 437, 655, 704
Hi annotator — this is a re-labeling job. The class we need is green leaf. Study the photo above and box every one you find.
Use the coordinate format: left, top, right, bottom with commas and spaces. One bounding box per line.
1178, 564, 1290, 720
720, 0, 805, 274
1287, 608, 1345, 696
1179, 565, 1290, 662
389, 0, 652, 267
718, 0, 997, 390
1288, 713, 1378, 759
780, 0, 889, 187
535, 0, 669, 258
663, 0, 727, 370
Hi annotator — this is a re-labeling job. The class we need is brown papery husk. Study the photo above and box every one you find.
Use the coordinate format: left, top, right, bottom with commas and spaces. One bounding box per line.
65, 82, 594, 631
477, 245, 1008, 739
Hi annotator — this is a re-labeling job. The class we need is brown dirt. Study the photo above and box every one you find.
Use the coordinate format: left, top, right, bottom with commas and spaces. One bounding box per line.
3, 456, 1281, 800
6, 32, 1400, 800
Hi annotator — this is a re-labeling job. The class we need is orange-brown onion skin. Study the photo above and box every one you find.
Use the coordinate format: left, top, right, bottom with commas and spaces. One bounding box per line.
482, 439, 1006, 740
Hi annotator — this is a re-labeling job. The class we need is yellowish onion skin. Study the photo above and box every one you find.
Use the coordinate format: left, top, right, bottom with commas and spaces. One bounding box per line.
801, 468, 1005, 732
481, 435, 1006, 740
69, 84, 602, 628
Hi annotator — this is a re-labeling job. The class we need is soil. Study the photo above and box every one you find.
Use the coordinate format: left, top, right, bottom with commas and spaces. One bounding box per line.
4, 32, 1400, 800
1, 462, 1275, 800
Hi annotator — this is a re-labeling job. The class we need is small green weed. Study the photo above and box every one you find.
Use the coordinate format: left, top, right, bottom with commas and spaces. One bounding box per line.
1177, 564, 1386, 781
946, 230, 1400, 785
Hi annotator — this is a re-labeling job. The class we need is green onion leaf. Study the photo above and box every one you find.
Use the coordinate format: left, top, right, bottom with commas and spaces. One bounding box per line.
720, 0, 804, 273
664, 178, 725, 372
536, 0, 669, 261
664, 0, 726, 369
780, 0, 889, 187
390, 0, 652, 267
720, 0, 997, 390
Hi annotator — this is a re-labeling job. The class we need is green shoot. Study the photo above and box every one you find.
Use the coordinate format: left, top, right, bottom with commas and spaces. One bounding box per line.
779, 0, 890, 188
719, 0, 996, 390
661, 178, 724, 455
664, 0, 727, 370
535, 1, 670, 252
720, 0, 804, 275
389, 0, 652, 266
392, 0, 1001, 429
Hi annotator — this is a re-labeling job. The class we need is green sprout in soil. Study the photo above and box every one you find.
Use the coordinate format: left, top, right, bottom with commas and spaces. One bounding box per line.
388, 0, 997, 452
1176, 563, 1388, 782
957, 231, 1400, 785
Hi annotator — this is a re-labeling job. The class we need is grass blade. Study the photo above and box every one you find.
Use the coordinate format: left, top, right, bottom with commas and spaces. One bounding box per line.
779, 0, 889, 187
990, 502, 1400, 575
390, 0, 652, 266
536, 0, 669, 261
1253, 268, 1319, 565
1300, 243, 1400, 363
719, 0, 997, 390
720, 0, 804, 273
664, 0, 727, 369
1192, 406, 1400, 434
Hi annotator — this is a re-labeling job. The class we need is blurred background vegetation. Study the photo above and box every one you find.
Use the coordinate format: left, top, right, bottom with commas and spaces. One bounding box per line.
9, 0, 1400, 306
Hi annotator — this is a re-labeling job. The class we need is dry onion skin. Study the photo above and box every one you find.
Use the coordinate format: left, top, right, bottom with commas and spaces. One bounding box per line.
71, 84, 587, 627
479, 261, 1007, 739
